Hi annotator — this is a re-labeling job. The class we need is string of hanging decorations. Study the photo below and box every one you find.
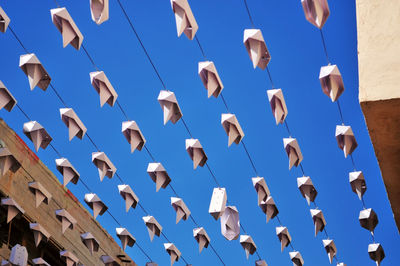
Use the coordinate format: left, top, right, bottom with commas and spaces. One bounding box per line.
300, 0, 385, 265
239, 0, 349, 265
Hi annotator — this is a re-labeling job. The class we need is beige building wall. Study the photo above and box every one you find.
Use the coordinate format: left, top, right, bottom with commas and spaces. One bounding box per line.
357, 0, 400, 231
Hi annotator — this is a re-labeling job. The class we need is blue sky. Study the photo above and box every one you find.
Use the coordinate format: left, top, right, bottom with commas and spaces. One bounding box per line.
0, 0, 399, 265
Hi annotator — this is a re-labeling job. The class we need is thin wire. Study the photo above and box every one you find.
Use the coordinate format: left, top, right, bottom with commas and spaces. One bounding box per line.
49, 143, 62, 158
8, 26, 29, 53
242, 0, 256, 28
239, 224, 247, 234
106, 210, 122, 227
169, 184, 179, 198
136, 242, 153, 262
81, 44, 99, 70
195, 35, 207, 60
189, 215, 199, 227
115, 173, 125, 183
144, 145, 156, 161
220, 93, 230, 112
8, 26, 156, 260
255, 250, 262, 260
336, 100, 345, 125
181, 118, 193, 138
138, 202, 149, 216
205, 162, 221, 187
49, 83, 68, 107
319, 29, 330, 64
299, 163, 305, 176
116, 100, 130, 121
284, 120, 292, 137
266, 66, 275, 89
350, 154, 357, 171
116, 0, 167, 90
86, 133, 100, 152
79, 179, 92, 193
209, 243, 226, 266
16, 104, 31, 120
241, 141, 259, 176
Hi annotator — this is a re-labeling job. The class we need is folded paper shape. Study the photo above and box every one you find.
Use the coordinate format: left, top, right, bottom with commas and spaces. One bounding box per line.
310, 209, 326, 236
60, 108, 87, 141
55, 158, 80, 186
60, 250, 79, 266
164, 243, 181, 266
0, 147, 20, 176
1, 198, 25, 223
283, 138, 303, 170
243, 29, 270, 70
185, 138, 207, 169
32, 258, 51, 266
240, 235, 257, 259
171, 197, 191, 224
349, 171, 367, 200
301, 0, 330, 29
116, 227, 136, 250
51, 8, 83, 50
359, 208, 378, 232
55, 209, 77, 234
368, 243, 385, 266
158, 90, 182, 125
23, 121, 52, 152
255, 260, 268, 266
92, 152, 116, 181
84, 193, 108, 219
90, 0, 109, 25
118, 184, 139, 212
19, 54, 51, 91
260, 196, 279, 223
28, 182, 52, 208
276, 226, 291, 252
220, 206, 240, 241
170, 0, 198, 40
90, 71, 118, 107
193, 227, 210, 253
80, 232, 99, 255
209, 187, 227, 220
0, 81, 17, 112
122, 121, 146, 153
323, 239, 337, 264
0, 7, 10, 33
335, 125, 357, 158
30, 223, 50, 247
297, 176, 317, 205
198, 61, 223, 98
289, 251, 304, 266
319, 65, 344, 102
100, 255, 119, 266
267, 89, 288, 125
221, 113, 245, 146
9, 244, 28, 266
252, 177, 270, 206
143, 216, 162, 241
147, 163, 171, 192
336, 263, 346, 266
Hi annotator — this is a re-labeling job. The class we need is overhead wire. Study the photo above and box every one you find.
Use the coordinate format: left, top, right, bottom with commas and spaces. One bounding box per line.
114, 0, 276, 262
317, 11, 381, 249
7, 21, 158, 264
42, 1, 230, 263
241, 0, 344, 261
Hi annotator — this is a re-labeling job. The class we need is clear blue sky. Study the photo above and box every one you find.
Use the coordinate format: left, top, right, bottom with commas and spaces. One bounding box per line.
0, 0, 399, 265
